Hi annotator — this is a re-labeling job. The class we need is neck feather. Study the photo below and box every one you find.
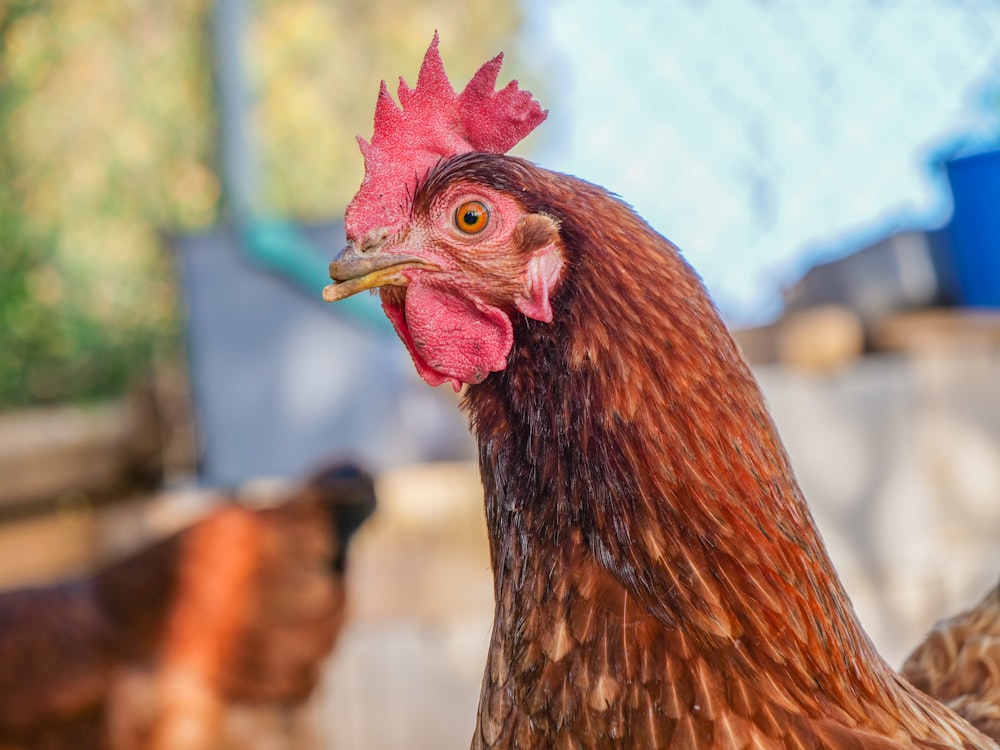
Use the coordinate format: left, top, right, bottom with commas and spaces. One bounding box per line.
462, 173, 889, 693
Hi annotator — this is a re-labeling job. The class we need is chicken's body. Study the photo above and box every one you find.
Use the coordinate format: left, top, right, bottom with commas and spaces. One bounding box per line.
903, 581, 1000, 743
0, 464, 375, 750
450, 156, 993, 750
325, 38, 998, 750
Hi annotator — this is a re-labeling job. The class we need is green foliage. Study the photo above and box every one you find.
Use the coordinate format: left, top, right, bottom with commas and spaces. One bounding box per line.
0, 0, 213, 406
0, 0, 523, 408
252, 0, 524, 217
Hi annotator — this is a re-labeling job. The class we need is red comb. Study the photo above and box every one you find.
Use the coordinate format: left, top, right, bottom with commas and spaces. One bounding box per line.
344, 33, 547, 242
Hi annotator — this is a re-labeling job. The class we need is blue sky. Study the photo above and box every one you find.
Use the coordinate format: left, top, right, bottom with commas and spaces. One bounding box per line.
518, 2, 1000, 324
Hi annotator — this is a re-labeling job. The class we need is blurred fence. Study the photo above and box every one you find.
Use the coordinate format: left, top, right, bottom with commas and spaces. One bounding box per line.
523, 1, 1000, 322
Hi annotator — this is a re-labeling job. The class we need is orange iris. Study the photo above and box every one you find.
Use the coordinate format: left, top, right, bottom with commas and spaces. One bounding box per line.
455, 201, 489, 234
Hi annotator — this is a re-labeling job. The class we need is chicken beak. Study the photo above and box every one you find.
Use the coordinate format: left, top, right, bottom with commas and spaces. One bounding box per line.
323, 236, 437, 303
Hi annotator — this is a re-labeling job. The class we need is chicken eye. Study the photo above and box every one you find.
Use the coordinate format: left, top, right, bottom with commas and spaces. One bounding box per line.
455, 201, 489, 234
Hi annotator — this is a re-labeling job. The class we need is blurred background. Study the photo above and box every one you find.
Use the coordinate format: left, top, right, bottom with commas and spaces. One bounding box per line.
0, 1, 999, 748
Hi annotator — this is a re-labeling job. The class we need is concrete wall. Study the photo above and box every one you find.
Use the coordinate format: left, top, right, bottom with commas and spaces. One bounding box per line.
758, 350, 1000, 664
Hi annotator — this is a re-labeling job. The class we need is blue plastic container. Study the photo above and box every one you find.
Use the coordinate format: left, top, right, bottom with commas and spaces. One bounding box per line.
946, 150, 1000, 307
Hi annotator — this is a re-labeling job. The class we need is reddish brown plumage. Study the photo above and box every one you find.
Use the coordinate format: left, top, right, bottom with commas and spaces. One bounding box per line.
329, 151, 998, 749
447, 155, 980, 749
0, 464, 375, 750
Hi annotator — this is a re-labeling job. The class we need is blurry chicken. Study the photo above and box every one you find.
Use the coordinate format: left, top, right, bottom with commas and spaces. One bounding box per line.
324, 36, 999, 749
0, 463, 376, 750
902, 580, 1000, 742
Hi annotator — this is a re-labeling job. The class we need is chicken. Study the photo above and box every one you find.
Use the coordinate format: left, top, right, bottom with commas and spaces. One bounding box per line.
0, 463, 376, 750
324, 35, 999, 749
902, 580, 1000, 742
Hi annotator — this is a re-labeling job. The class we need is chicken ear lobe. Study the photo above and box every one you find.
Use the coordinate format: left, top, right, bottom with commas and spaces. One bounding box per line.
513, 214, 563, 324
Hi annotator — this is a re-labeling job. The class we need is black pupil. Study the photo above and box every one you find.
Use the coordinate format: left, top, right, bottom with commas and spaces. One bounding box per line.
463, 209, 480, 226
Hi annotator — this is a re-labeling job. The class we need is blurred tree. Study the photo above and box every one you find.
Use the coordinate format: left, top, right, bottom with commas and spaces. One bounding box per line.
251, 0, 524, 217
0, 0, 525, 408
0, 0, 215, 406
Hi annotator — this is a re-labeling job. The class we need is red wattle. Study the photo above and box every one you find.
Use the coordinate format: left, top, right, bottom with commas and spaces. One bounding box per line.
382, 284, 513, 389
